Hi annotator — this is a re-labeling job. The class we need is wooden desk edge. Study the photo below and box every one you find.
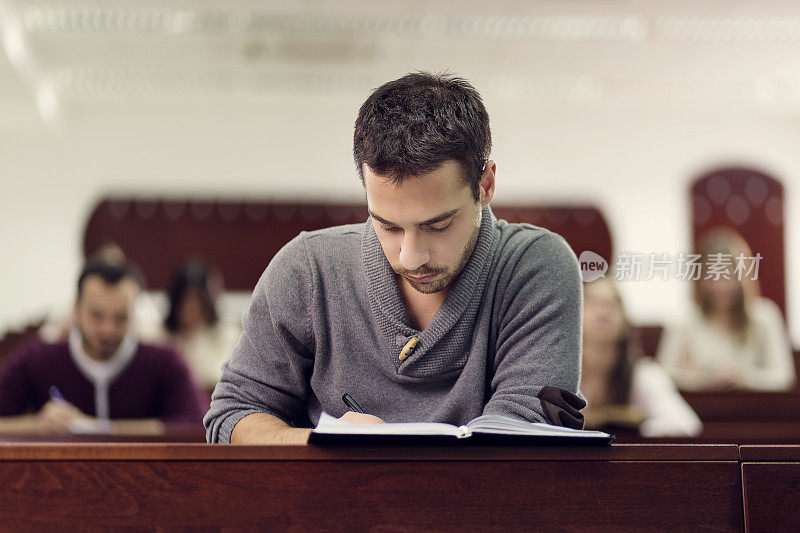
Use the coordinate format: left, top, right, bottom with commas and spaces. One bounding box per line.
739, 445, 800, 462
0, 443, 739, 461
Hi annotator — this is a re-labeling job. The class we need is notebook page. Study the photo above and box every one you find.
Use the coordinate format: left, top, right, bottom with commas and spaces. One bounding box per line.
313, 412, 464, 437
465, 415, 611, 438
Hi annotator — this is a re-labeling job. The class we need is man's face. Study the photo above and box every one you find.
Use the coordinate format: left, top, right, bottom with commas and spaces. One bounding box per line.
74, 275, 138, 361
364, 159, 493, 294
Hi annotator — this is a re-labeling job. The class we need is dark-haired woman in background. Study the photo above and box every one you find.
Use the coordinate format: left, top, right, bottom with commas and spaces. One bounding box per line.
162, 260, 241, 391
582, 278, 702, 437
656, 229, 795, 391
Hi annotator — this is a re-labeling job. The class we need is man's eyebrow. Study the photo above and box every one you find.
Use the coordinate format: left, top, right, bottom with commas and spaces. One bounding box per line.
369, 208, 460, 227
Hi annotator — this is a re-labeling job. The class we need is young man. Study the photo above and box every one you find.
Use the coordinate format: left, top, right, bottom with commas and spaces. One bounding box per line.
0, 260, 206, 435
205, 72, 583, 444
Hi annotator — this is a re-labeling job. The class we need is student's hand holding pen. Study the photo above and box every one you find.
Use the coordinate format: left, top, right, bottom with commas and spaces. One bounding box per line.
339, 393, 385, 425
35, 386, 91, 435
339, 412, 385, 424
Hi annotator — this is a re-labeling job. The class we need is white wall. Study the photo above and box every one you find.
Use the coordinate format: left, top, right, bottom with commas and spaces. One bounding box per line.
2, 90, 799, 346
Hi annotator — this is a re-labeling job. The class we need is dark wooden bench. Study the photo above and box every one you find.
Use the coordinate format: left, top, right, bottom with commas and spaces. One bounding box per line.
740, 445, 800, 532
0, 443, 742, 531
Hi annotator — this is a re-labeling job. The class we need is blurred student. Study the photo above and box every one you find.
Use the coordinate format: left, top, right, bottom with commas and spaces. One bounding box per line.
39, 242, 162, 343
161, 260, 240, 390
0, 260, 205, 435
582, 278, 702, 437
657, 229, 795, 392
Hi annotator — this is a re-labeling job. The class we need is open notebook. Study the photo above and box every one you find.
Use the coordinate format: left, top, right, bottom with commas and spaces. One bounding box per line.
309, 412, 613, 445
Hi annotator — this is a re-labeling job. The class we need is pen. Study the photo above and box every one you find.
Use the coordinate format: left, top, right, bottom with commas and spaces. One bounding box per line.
342, 393, 365, 414
49, 386, 65, 402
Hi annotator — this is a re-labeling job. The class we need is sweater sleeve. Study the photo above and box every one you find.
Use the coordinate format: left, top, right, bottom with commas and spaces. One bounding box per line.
482, 231, 584, 424
204, 234, 315, 443
0, 342, 36, 416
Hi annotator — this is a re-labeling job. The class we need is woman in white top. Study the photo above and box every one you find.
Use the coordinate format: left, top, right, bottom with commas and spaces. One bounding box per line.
656, 229, 796, 392
582, 278, 702, 437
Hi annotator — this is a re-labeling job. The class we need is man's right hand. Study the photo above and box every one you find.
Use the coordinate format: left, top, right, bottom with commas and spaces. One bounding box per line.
339, 411, 385, 425
36, 399, 90, 434
230, 411, 385, 445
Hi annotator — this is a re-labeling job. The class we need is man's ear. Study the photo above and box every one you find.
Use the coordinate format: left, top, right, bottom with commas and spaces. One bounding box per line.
479, 160, 496, 207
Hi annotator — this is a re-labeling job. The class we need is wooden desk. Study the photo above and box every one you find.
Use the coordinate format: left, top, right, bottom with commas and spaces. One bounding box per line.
682, 390, 800, 444
740, 445, 800, 532
0, 444, 741, 531
0, 424, 207, 443
615, 423, 800, 445
611, 390, 800, 444
681, 391, 800, 421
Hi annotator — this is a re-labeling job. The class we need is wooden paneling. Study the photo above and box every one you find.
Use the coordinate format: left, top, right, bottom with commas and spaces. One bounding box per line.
0, 443, 740, 461
83, 198, 613, 291
742, 462, 800, 532
740, 445, 800, 462
0, 444, 741, 531
681, 391, 800, 420
0, 424, 207, 444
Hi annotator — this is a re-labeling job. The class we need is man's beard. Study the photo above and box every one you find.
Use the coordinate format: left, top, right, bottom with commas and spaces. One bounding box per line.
78, 325, 122, 361
394, 223, 481, 295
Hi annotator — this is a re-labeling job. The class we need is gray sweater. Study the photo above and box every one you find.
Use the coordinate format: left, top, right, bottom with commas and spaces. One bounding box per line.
205, 206, 582, 443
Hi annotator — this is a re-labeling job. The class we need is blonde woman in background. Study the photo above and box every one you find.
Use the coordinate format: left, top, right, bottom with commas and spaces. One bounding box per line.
582, 277, 702, 437
656, 229, 795, 392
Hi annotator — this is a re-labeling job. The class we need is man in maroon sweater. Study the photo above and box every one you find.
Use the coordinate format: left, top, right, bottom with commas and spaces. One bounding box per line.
0, 260, 205, 435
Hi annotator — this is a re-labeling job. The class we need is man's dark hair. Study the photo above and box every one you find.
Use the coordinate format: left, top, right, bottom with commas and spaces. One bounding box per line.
353, 71, 491, 201
77, 259, 143, 299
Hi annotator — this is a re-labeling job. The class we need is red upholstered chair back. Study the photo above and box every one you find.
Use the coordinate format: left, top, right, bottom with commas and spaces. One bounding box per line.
690, 168, 786, 315
491, 205, 612, 267
83, 198, 613, 291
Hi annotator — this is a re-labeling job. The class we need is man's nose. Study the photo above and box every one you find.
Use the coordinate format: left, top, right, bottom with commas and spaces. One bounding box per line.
399, 232, 430, 272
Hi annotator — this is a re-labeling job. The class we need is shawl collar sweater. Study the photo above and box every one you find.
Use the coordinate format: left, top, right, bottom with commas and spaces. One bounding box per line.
205, 206, 583, 443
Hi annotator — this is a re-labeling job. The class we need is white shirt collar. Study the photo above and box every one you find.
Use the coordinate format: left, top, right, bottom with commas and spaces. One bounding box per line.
68, 328, 138, 419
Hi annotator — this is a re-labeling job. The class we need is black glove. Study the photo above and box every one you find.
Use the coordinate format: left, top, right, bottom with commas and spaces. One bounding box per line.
536, 386, 586, 429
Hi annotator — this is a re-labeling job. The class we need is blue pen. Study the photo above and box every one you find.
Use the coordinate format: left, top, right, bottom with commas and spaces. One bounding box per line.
49, 386, 65, 402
